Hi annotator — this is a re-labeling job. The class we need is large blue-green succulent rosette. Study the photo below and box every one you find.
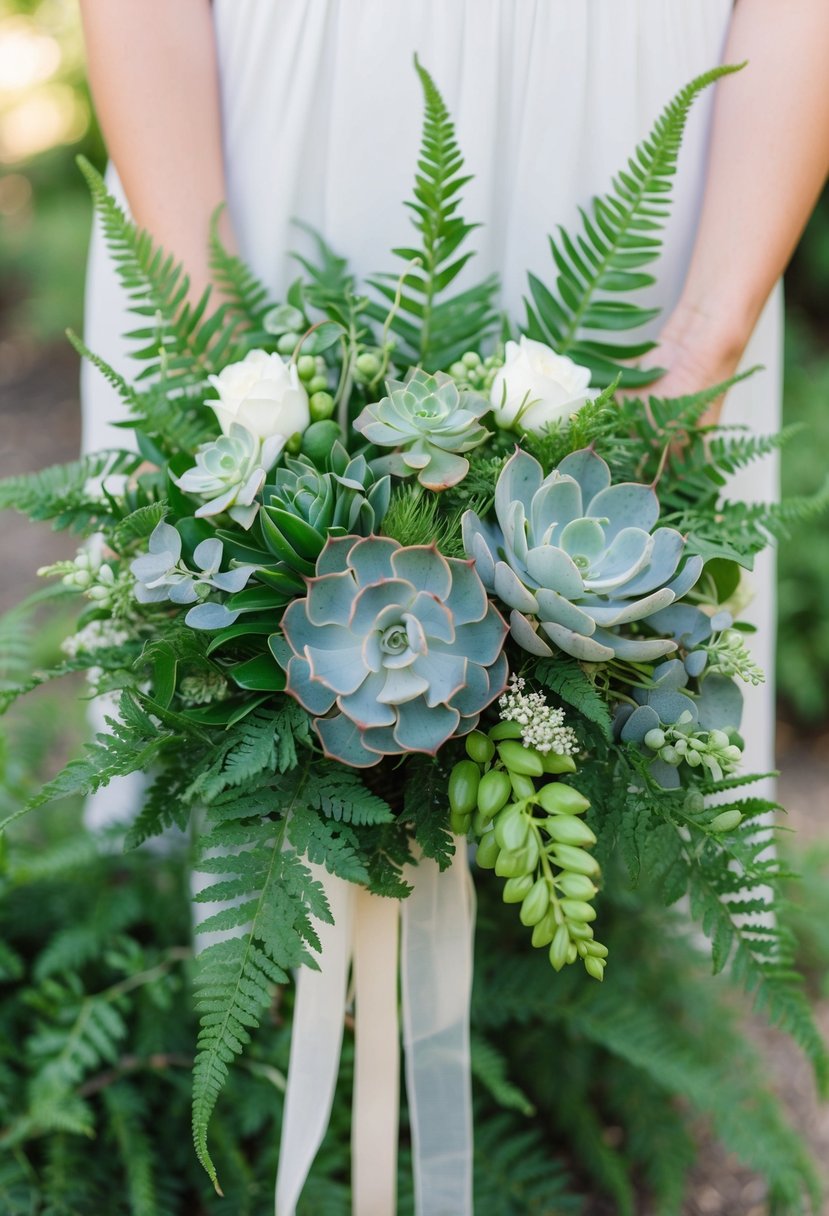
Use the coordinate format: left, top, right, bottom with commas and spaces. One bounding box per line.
273, 536, 509, 766
463, 447, 703, 662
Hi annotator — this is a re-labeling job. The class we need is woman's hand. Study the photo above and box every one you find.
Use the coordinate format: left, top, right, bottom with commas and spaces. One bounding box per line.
643, 0, 829, 428
642, 302, 749, 426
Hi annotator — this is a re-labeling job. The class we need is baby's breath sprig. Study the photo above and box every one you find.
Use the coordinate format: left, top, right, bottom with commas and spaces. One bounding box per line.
498, 675, 579, 756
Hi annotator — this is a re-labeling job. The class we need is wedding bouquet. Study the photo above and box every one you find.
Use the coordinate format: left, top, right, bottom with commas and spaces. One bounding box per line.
2, 59, 826, 1206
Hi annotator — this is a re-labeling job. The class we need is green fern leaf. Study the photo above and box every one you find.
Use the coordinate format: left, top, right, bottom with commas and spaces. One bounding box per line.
0, 450, 140, 533
369, 57, 498, 370
535, 658, 612, 739
471, 1034, 535, 1117
304, 765, 394, 827
192, 814, 331, 1190
525, 64, 743, 386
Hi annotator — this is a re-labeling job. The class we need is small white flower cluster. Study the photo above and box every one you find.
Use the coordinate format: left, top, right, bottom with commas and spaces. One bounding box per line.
61, 619, 131, 659
498, 675, 579, 755
40, 549, 120, 609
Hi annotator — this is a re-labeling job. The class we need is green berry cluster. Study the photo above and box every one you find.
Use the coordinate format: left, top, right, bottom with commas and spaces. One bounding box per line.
295, 353, 335, 422
448, 721, 607, 981
643, 712, 742, 783
448, 350, 502, 393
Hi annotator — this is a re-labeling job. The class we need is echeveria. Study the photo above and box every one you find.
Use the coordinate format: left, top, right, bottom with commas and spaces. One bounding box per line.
354, 369, 488, 491
174, 423, 283, 529
463, 448, 702, 662
273, 536, 508, 766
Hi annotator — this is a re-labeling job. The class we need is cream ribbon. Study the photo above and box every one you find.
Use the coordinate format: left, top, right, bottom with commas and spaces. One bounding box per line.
275, 847, 475, 1216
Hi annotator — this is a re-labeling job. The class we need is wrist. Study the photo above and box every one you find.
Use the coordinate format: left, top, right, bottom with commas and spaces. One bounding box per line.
662, 290, 763, 371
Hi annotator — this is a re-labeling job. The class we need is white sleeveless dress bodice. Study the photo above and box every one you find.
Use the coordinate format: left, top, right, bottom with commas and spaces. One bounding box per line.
81, 0, 778, 789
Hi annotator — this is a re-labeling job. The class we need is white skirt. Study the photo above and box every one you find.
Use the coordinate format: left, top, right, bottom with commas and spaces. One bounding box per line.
82, 0, 778, 798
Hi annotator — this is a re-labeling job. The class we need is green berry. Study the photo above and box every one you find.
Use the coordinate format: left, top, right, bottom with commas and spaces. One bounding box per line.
644, 728, 666, 751
546, 816, 596, 847
308, 374, 329, 394
502, 875, 534, 904
710, 808, 743, 832
355, 352, 381, 379
296, 354, 316, 381
277, 331, 301, 355
494, 804, 529, 853
301, 419, 343, 462
448, 760, 480, 817
309, 391, 335, 422
560, 899, 597, 923
475, 831, 500, 870
497, 740, 544, 777
549, 925, 571, 972
462, 351, 481, 368
476, 769, 512, 821
584, 956, 605, 982
519, 878, 550, 927
542, 752, 578, 774
466, 731, 495, 766
538, 783, 591, 816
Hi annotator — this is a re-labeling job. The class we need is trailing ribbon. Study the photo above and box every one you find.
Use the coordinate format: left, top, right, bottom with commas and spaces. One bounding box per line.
275, 847, 475, 1216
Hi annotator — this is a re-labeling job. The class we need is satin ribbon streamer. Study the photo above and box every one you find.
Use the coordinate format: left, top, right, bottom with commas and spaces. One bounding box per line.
275, 848, 475, 1216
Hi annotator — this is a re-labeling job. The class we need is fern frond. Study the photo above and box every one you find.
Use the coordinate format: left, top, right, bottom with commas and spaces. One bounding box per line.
525, 64, 743, 386
209, 205, 273, 326
192, 812, 331, 1189
104, 1084, 166, 1216
1, 692, 180, 833
472, 1112, 581, 1216
369, 58, 498, 370
303, 766, 394, 827
471, 1034, 535, 1117
78, 157, 245, 391
535, 658, 612, 740
0, 450, 140, 532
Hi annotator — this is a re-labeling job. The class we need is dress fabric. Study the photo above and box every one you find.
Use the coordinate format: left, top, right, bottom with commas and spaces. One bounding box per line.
81, 0, 779, 791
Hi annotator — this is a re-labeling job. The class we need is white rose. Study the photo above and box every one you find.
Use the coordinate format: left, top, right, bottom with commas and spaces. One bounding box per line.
490, 337, 593, 434
207, 349, 310, 442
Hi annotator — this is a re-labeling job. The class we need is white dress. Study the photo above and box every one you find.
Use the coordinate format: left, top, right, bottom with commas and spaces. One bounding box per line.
81, 0, 779, 798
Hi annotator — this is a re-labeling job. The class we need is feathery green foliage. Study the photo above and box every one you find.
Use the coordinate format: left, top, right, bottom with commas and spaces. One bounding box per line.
525, 64, 743, 386
0, 450, 141, 533
370, 57, 498, 370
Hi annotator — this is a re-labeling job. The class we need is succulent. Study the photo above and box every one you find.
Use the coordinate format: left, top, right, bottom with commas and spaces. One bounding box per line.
614, 659, 744, 788
174, 423, 283, 530
272, 536, 508, 767
354, 368, 488, 491
259, 444, 390, 587
131, 523, 256, 606
650, 603, 765, 685
463, 448, 702, 662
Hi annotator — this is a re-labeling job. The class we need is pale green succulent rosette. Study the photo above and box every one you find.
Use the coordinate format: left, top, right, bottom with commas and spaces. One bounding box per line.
354, 368, 489, 491
463, 447, 703, 662
174, 422, 284, 530
273, 535, 509, 767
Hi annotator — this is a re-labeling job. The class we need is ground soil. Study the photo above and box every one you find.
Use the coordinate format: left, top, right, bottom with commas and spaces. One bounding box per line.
2, 335, 828, 1215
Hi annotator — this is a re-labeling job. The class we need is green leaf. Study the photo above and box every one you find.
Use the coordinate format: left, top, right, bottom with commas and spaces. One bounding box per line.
535, 659, 612, 740
524, 64, 744, 385
368, 57, 498, 370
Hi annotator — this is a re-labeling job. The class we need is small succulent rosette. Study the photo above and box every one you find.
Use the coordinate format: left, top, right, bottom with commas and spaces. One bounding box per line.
354, 368, 488, 490
272, 536, 509, 766
463, 448, 702, 662
174, 423, 285, 529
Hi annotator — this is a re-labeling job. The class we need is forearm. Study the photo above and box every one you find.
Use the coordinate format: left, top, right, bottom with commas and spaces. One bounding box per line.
79, 0, 232, 296
667, 0, 829, 360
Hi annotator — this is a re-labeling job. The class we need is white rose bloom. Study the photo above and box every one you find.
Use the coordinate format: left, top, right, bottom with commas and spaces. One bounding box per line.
207, 349, 310, 441
490, 337, 593, 434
